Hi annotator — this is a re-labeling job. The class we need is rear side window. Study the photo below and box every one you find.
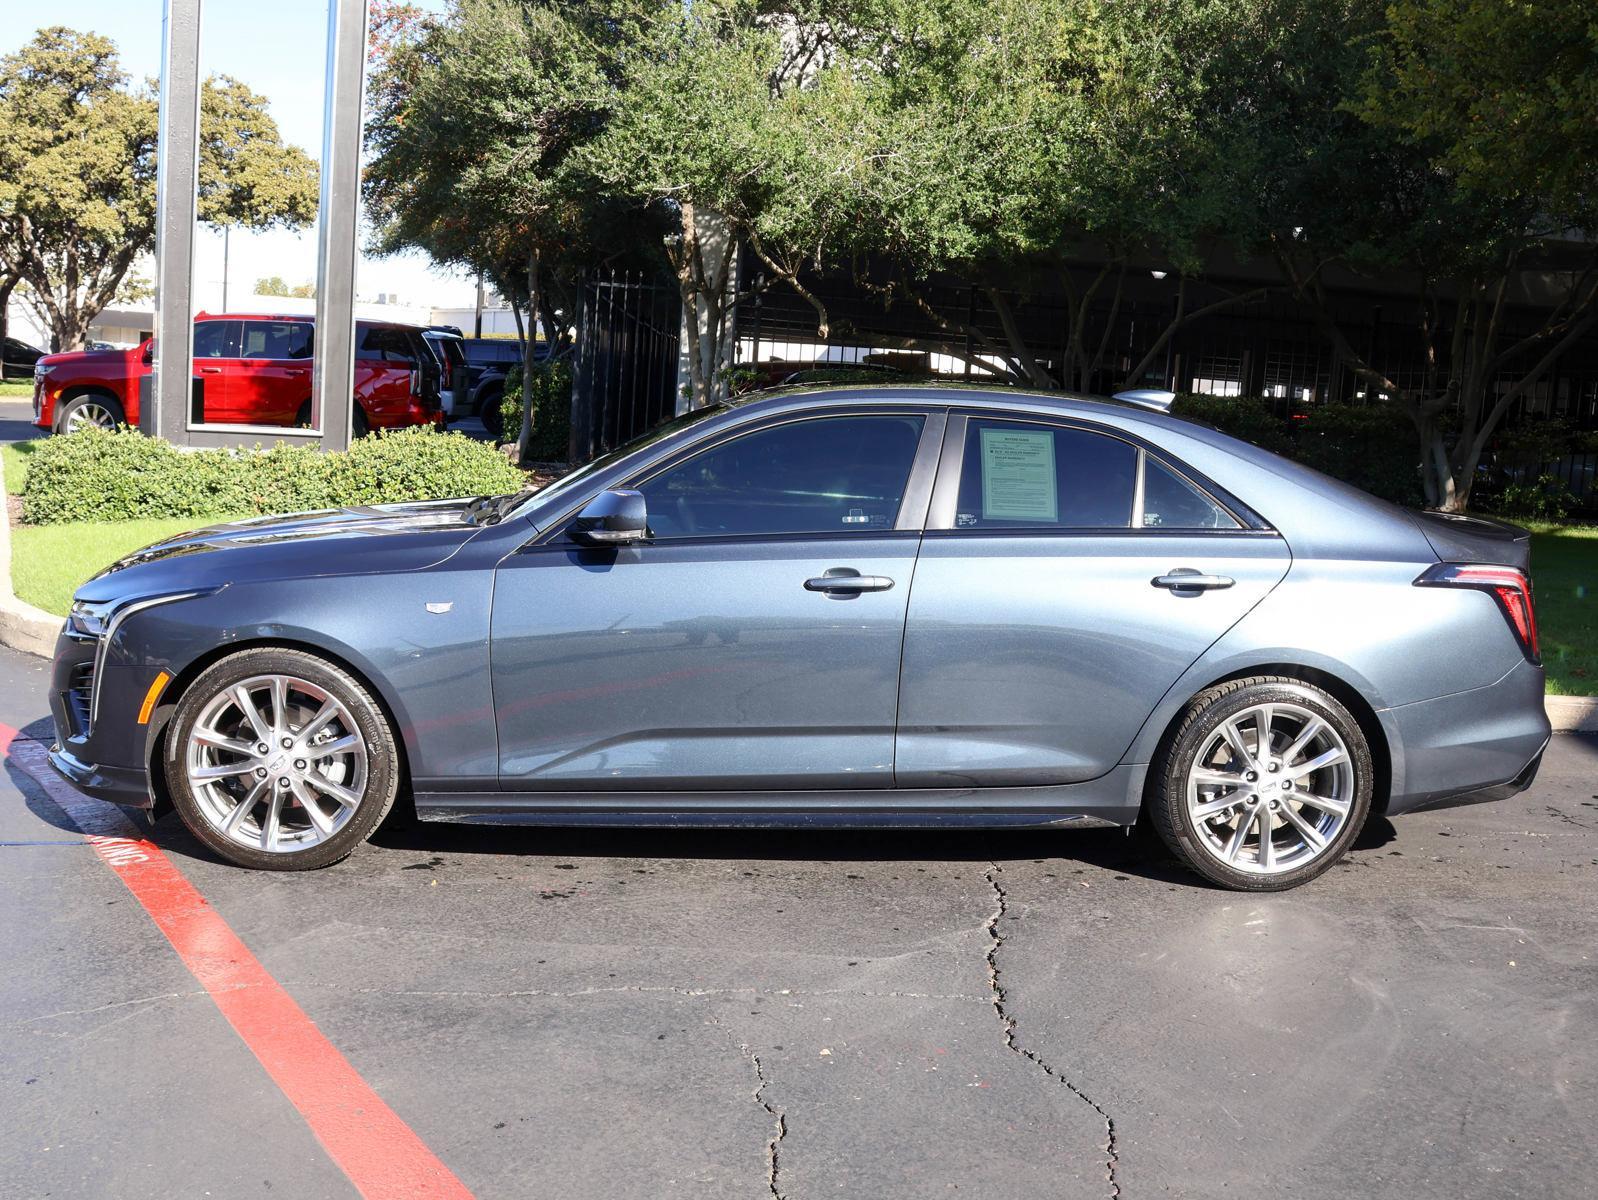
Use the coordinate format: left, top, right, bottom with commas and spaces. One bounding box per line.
1140, 455, 1240, 530
240, 321, 312, 360
955, 419, 1137, 529
359, 326, 418, 363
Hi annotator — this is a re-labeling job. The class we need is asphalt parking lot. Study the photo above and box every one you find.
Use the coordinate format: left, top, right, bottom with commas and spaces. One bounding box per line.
2, 641, 1595, 1199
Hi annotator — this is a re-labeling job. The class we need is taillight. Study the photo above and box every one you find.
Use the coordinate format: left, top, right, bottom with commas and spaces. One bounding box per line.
1416, 563, 1539, 663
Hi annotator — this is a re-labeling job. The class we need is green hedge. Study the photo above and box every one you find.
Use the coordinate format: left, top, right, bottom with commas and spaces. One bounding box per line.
1171, 394, 1425, 507
500, 359, 573, 459
21, 425, 526, 524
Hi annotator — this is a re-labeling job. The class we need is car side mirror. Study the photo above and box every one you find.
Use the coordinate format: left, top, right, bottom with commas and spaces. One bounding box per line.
572, 489, 648, 546
141, 344, 153, 364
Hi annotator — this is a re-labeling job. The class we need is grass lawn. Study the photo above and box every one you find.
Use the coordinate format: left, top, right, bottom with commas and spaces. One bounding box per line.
1530, 525, 1598, 696
0, 379, 33, 398
10, 515, 246, 616
2, 439, 38, 495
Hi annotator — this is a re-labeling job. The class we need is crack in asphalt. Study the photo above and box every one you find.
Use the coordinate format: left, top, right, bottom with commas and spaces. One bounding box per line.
984, 864, 1121, 1198
708, 1012, 789, 1200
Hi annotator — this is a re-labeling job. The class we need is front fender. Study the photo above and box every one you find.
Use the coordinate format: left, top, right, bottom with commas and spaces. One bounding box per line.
96, 566, 497, 788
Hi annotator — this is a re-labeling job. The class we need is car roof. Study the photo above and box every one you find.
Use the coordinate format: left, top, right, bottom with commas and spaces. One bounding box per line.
195, 312, 426, 331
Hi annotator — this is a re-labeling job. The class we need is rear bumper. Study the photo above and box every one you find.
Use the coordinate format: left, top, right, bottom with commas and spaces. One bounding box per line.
1383, 658, 1553, 816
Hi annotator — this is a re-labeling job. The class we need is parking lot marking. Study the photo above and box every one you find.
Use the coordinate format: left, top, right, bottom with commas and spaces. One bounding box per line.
3, 727, 477, 1200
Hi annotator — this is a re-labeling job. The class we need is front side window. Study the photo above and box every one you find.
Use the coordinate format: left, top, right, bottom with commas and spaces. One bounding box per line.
955, 419, 1137, 529
192, 320, 238, 359
638, 414, 925, 539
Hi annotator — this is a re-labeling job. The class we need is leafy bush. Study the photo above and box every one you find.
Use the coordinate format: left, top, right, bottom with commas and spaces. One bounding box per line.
21, 425, 525, 524
1171, 394, 1423, 506
500, 359, 573, 459
1293, 403, 1425, 507
1479, 473, 1575, 522
1169, 395, 1292, 454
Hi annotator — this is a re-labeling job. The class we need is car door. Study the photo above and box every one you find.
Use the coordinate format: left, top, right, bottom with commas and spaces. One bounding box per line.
895, 411, 1291, 787
190, 319, 240, 423
490, 408, 943, 791
232, 319, 314, 424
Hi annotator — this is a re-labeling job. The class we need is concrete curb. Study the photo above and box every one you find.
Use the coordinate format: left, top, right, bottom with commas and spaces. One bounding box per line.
0, 452, 1595, 732
0, 463, 64, 659
1547, 694, 1598, 734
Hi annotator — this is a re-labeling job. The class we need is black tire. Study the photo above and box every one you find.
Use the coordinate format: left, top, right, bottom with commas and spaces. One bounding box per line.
478, 387, 504, 439
294, 400, 312, 428
56, 392, 125, 433
163, 648, 401, 871
352, 404, 370, 439
1147, 675, 1373, 891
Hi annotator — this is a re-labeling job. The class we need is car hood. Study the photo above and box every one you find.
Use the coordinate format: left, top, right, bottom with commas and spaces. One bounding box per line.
76, 498, 493, 603
41, 347, 133, 368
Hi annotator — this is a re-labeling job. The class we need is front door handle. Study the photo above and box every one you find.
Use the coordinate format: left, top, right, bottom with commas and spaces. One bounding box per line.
199, 366, 222, 374
1152, 568, 1235, 592
805, 568, 895, 595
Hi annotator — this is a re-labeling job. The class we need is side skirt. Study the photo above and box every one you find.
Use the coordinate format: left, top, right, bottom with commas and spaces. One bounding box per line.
413, 768, 1145, 830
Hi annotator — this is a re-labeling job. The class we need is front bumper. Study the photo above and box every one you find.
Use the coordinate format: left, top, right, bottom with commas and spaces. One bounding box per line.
47, 626, 156, 810
47, 744, 152, 808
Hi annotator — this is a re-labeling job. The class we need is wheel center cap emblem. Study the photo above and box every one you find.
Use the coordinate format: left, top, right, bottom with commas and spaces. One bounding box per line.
267, 755, 289, 774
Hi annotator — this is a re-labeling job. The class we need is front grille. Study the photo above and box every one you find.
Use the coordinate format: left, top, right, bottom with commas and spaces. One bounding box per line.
65, 661, 95, 737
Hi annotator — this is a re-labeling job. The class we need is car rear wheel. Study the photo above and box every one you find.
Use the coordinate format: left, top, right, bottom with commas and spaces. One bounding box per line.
58, 393, 124, 433
478, 388, 504, 438
164, 648, 400, 870
1148, 676, 1373, 890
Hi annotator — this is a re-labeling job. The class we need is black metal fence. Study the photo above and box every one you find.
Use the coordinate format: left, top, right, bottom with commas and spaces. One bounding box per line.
568, 269, 681, 461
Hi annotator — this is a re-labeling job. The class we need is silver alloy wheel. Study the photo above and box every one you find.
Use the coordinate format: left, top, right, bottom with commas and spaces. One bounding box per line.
64, 401, 117, 432
1185, 700, 1355, 875
184, 673, 368, 853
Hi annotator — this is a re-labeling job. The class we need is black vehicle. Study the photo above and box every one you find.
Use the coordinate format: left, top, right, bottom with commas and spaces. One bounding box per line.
421, 329, 470, 420
459, 338, 554, 437
3, 336, 44, 380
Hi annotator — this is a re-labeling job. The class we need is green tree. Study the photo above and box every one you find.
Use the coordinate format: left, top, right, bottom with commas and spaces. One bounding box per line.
0, 27, 318, 351
1246, 0, 1598, 510
364, 0, 644, 455
255, 275, 315, 298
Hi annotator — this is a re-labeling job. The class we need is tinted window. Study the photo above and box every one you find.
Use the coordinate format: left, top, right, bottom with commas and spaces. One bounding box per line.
359, 326, 418, 363
192, 320, 238, 359
429, 336, 466, 367
639, 415, 925, 539
240, 320, 312, 360
955, 419, 1136, 529
1140, 456, 1240, 529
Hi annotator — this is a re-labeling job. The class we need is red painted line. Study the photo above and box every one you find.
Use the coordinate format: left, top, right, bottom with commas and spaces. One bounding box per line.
2, 724, 475, 1200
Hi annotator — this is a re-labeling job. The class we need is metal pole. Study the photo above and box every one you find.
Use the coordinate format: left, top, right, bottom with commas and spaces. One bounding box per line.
221, 225, 229, 311
149, 0, 203, 440
474, 272, 484, 338
311, 0, 369, 450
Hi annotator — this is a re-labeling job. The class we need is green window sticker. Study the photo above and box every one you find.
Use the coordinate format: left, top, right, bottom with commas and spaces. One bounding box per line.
980, 427, 1057, 522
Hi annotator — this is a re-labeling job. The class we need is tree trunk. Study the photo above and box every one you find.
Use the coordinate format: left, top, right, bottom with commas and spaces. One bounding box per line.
517, 249, 540, 465
672, 201, 737, 411
0, 275, 16, 350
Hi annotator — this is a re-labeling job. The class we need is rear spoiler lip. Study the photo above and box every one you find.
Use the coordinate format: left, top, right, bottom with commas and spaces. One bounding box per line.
1406, 508, 1532, 573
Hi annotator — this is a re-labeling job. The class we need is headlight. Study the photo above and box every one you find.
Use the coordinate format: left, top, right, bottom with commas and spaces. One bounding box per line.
68, 599, 115, 638
33, 363, 53, 379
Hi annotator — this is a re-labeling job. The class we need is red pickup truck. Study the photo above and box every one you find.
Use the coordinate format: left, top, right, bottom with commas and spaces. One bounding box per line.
32, 313, 444, 434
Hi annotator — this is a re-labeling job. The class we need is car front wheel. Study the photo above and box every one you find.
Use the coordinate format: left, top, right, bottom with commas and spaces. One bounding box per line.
57, 393, 124, 433
163, 648, 400, 870
1148, 676, 1373, 890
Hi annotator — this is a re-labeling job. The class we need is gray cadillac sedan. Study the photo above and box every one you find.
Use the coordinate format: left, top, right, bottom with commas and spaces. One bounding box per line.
47, 387, 1551, 889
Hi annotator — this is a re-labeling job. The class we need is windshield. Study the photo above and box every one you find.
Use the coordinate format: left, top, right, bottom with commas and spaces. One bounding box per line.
504, 404, 729, 521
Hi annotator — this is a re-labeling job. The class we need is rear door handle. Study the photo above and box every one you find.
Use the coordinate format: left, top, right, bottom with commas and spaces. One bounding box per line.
1152, 569, 1234, 592
199, 366, 222, 374
805, 569, 894, 595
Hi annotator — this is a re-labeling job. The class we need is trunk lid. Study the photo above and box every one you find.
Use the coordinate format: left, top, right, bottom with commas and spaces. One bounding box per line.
1408, 510, 1532, 572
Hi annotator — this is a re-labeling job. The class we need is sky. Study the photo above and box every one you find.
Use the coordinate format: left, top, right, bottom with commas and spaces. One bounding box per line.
0, 0, 477, 313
